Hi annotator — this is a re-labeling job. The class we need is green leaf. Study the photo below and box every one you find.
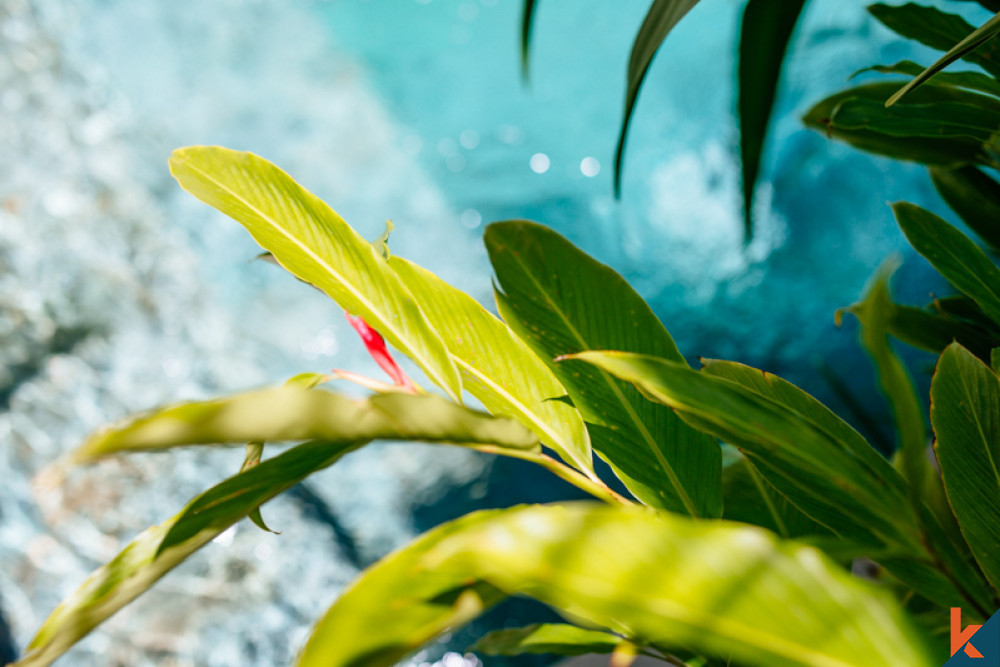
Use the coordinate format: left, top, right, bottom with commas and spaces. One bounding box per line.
931, 343, 1000, 596
737, 0, 806, 238
869, 3, 1000, 76
869, 3, 1000, 105
721, 453, 832, 541
423, 504, 933, 667
856, 60, 1000, 98
169, 147, 462, 402
878, 299, 998, 361
389, 256, 593, 473
297, 509, 507, 667
471, 623, 626, 657
614, 0, 701, 195
803, 82, 1000, 167
520, 0, 539, 81
574, 351, 980, 608
893, 202, 1000, 326
930, 165, 1000, 251
569, 351, 917, 546
18, 391, 543, 667
486, 221, 722, 517
16, 440, 361, 667
830, 98, 1000, 141
841, 259, 931, 515
70, 387, 539, 463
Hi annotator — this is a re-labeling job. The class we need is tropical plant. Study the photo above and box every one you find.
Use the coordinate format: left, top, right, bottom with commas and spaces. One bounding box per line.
12, 3, 1000, 667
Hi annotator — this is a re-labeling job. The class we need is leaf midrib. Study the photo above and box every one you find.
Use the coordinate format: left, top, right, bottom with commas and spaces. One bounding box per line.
503, 250, 700, 517
177, 157, 453, 396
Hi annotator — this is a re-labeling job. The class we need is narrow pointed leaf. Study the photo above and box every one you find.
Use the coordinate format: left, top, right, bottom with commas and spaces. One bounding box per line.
422, 505, 933, 667
486, 221, 721, 516
568, 351, 917, 547
18, 392, 541, 667
390, 256, 592, 473
931, 343, 1000, 595
842, 260, 931, 514
520, 0, 539, 81
471, 624, 627, 657
879, 299, 998, 361
930, 165, 1000, 251
71, 387, 538, 464
614, 0, 701, 194
737, 0, 806, 238
169, 147, 462, 401
16, 440, 360, 667
856, 60, 1000, 98
894, 202, 1000, 326
869, 3, 1000, 105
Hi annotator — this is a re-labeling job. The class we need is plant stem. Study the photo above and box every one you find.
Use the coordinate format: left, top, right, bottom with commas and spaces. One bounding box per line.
475, 446, 632, 505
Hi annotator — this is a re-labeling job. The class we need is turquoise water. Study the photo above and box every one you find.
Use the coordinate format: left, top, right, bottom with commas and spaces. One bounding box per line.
1, 0, 992, 664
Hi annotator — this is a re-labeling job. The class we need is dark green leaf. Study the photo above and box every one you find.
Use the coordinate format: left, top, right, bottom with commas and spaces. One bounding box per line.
471, 623, 626, 657
855, 60, 1000, 98
169, 147, 462, 401
804, 83, 1000, 167
486, 221, 721, 517
738, 0, 807, 238
871, 3, 1000, 105
869, 3, 1000, 80
831, 98, 1000, 141
880, 299, 998, 361
894, 202, 1000, 326
389, 255, 593, 473
931, 343, 1000, 596
930, 165, 1000, 251
569, 351, 918, 546
614, 0, 701, 195
520, 0, 539, 81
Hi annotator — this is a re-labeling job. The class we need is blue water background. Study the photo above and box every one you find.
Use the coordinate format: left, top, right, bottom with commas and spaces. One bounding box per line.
2, 0, 993, 664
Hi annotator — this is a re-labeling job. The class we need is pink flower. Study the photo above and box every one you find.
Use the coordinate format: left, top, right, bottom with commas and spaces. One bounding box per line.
344, 312, 417, 392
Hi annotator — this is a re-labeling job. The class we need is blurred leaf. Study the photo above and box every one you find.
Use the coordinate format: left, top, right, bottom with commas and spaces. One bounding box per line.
471, 623, 627, 657
953, 0, 1000, 13
520, 0, 539, 80
930, 165, 1000, 251
16, 440, 360, 667
370, 219, 393, 261
841, 260, 931, 515
169, 147, 462, 402
389, 255, 593, 473
614, 0, 702, 195
931, 343, 1000, 597
856, 60, 1000, 98
933, 294, 1000, 330
880, 300, 998, 361
804, 83, 1000, 167
894, 202, 1000, 326
297, 509, 508, 667
486, 221, 721, 516
738, 0, 807, 238
869, 3, 1000, 78
424, 504, 934, 667
993, 346, 1000, 371
71, 387, 538, 463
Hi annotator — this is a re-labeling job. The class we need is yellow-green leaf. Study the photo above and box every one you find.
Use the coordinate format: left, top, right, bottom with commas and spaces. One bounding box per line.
169, 147, 462, 401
